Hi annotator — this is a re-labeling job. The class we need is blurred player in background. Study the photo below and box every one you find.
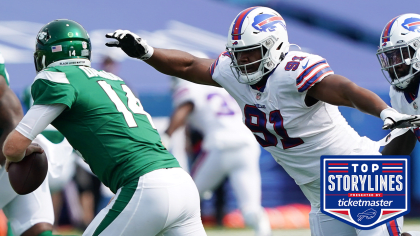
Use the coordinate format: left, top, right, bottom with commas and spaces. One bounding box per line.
106, 6, 420, 236
0, 52, 54, 235
164, 76, 271, 236
2, 19, 206, 236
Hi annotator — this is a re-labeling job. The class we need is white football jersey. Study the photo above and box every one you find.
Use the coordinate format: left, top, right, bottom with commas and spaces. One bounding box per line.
172, 79, 257, 150
211, 51, 379, 185
389, 85, 420, 140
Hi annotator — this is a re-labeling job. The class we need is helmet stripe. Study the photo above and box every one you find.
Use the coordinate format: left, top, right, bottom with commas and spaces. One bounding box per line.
231, 7, 257, 40
382, 16, 399, 42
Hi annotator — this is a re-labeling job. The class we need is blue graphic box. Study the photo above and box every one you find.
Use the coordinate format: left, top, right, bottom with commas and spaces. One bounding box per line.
320, 155, 410, 230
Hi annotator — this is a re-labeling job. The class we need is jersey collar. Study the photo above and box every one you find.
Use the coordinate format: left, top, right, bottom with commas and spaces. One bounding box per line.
250, 64, 279, 92
403, 83, 420, 104
48, 59, 91, 68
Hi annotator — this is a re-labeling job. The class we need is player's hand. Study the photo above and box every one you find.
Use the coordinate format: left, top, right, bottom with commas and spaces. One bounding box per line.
25, 143, 44, 156
105, 30, 154, 60
380, 107, 419, 130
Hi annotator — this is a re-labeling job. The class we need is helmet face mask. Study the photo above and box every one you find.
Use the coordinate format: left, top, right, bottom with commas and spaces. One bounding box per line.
377, 14, 420, 90
226, 7, 289, 85
34, 19, 91, 72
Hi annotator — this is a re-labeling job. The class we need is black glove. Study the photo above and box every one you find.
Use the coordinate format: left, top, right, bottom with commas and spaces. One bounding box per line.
105, 30, 154, 60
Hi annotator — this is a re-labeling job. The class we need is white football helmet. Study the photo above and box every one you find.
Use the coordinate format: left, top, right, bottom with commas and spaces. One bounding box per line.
377, 14, 420, 89
226, 6, 289, 85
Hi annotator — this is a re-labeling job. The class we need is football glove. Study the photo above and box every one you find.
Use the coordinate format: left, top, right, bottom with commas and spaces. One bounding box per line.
380, 107, 420, 130
105, 30, 154, 60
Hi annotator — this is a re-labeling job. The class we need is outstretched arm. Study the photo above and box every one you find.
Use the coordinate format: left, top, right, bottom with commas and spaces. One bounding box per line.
105, 30, 220, 87
165, 102, 194, 137
307, 74, 417, 129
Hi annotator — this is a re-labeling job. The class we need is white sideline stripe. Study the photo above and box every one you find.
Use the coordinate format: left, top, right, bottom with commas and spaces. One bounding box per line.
34, 71, 69, 84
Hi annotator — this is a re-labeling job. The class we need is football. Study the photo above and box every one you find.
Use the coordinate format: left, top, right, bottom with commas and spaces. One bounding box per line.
8, 152, 48, 195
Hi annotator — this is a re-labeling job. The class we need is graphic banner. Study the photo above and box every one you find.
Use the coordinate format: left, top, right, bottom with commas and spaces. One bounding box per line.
321, 155, 410, 230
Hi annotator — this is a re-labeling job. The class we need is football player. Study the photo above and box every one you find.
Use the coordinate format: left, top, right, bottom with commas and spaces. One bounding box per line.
2, 19, 206, 236
0, 53, 54, 235
165, 77, 271, 236
379, 14, 420, 156
105, 6, 420, 235
377, 13, 420, 236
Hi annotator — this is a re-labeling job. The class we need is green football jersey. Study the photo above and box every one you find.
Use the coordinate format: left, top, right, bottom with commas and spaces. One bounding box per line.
31, 61, 180, 193
0, 52, 10, 86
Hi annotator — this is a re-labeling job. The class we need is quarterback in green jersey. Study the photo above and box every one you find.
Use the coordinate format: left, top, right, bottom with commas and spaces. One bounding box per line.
3, 19, 206, 236
0, 53, 55, 236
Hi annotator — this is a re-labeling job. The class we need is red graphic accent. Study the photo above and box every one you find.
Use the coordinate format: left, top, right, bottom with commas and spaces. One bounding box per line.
382, 171, 403, 173
256, 16, 284, 27
328, 163, 349, 165
383, 210, 401, 215
348, 193, 383, 197
328, 170, 348, 173
331, 210, 349, 215
382, 163, 403, 165
296, 59, 325, 86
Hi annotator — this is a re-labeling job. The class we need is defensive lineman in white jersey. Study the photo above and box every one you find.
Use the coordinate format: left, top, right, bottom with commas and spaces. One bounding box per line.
106, 6, 420, 236
165, 78, 271, 236
376, 14, 420, 236
380, 14, 420, 161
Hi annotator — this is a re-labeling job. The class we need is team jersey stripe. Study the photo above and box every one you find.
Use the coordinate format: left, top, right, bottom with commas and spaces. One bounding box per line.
210, 51, 230, 76
231, 7, 257, 40
296, 59, 327, 85
298, 66, 333, 92
34, 71, 70, 84
382, 16, 399, 42
386, 219, 401, 236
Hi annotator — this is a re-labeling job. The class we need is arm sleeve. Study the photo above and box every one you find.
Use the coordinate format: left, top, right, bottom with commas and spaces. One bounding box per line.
15, 104, 67, 140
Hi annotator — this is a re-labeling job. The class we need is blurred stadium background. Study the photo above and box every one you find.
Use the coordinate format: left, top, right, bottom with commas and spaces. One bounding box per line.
1, 0, 420, 235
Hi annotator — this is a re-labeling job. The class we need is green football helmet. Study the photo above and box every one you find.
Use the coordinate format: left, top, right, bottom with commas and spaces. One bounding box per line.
34, 19, 91, 72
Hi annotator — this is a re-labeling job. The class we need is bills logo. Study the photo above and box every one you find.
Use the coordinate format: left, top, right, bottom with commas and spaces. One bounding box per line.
402, 17, 420, 33
252, 14, 285, 32
321, 155, 410, 229
233, 41, 238, 45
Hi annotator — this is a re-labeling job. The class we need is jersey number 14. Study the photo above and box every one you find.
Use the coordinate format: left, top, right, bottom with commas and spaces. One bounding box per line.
98, 81, 156, 129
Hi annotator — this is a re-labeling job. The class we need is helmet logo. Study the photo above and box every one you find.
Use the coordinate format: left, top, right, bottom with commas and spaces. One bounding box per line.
37, 31, 50, 42
402, 17, 420, 33
82, 41, 88, 49
252, 14, 285, 32
232, 41, 238, 45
